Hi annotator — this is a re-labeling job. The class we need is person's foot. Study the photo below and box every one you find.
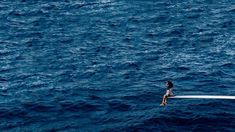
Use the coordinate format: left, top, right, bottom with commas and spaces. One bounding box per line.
160, 103, 166, 106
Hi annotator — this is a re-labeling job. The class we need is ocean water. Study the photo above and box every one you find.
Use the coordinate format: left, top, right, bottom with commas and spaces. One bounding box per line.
0, 0, 235, 131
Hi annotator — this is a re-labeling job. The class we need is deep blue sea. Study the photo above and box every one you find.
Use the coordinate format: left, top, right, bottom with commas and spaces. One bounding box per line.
0, 0, 235, 131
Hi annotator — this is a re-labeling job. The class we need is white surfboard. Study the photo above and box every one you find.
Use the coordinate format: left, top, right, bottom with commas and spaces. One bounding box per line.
169, 95, 235, 100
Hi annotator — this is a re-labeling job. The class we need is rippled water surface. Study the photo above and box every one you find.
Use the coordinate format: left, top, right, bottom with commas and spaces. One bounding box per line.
0, 0, 235, 131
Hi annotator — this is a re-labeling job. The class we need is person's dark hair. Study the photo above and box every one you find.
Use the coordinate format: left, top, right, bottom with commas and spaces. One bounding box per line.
166, 81, 173, 88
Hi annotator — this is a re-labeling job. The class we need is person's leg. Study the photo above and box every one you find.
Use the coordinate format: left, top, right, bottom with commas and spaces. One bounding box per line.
162, 95, 168, 104
161, 95, 166, 104
164, 96, 168, 104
